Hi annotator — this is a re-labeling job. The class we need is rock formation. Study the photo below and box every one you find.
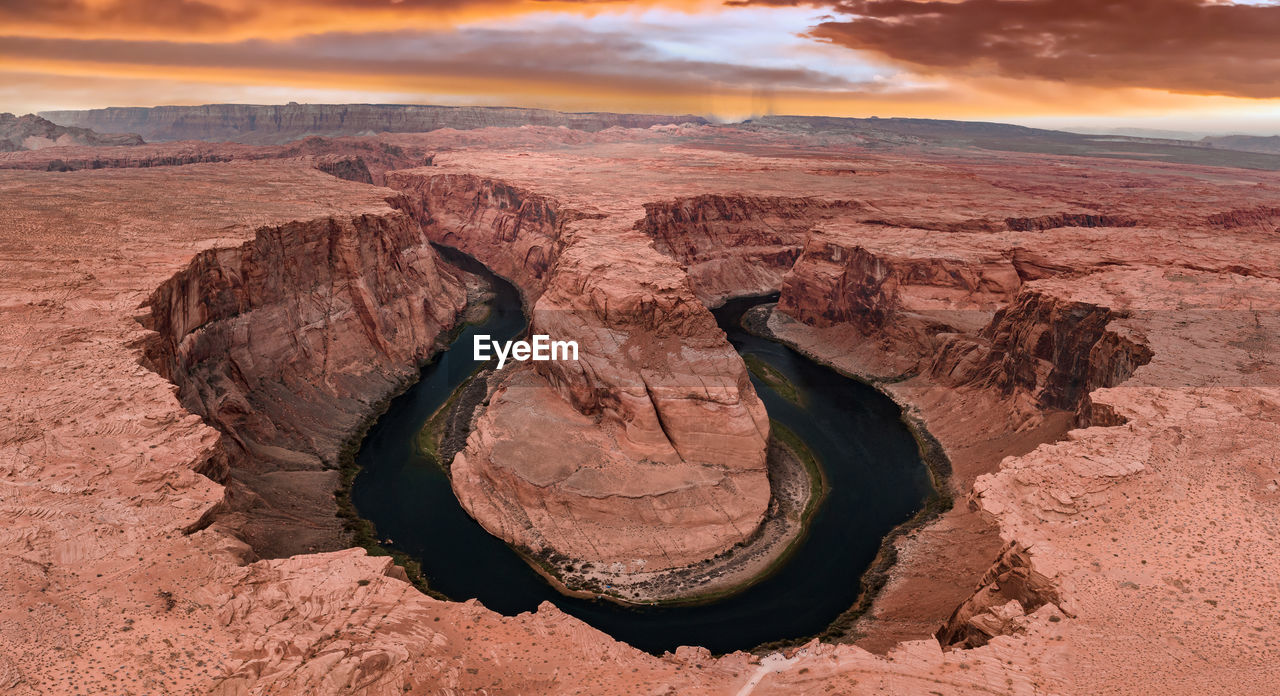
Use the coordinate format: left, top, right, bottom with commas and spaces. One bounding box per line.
0, 112, 143, 151
928, 288, 1154, 423
454, 235, 771, 575
386, 172, 572, 295
140, 202, 467, 557
637, 195, 863, 305
0, 134, 430, 185
777, 224, 1023, 373
935, 543, 1059, 648
388, 171, 773, 583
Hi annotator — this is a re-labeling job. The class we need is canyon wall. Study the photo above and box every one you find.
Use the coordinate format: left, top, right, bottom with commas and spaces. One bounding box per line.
141, 206, 468, 558
0, 135, 430, 185
929, 289, 1154, 423
637, 195, 863, 305
777, 226, 1024, 374
40, 104, 709, 144
386, 171, 573, 296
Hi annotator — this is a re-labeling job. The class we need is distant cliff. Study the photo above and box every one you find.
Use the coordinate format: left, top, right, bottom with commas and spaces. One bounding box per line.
39, 103, 710, 144
1, 112, 143, 151
1201, 134, 1280, 155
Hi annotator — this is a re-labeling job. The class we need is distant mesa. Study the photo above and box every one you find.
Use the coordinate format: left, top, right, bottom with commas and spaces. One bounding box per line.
1201, 134, 1280, 155
37, 103, 711, 145
0, 112, 144, 152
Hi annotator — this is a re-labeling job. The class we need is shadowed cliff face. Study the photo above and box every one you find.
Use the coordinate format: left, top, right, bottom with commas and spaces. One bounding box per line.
140, 208, 467, 558
1206, 205, 1280, 235
386, 171, 575, 297
775, 227, 1025, 379
637, 195, 865, 306
929, 290, 1154, 423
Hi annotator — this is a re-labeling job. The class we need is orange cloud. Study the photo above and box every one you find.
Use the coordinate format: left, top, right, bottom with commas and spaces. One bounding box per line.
0, 0, 722, 40
2, 0, 1278, 127
5, 48, 1269, 125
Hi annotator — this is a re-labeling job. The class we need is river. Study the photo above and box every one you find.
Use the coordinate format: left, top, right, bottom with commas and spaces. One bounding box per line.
350, 250, 934, 654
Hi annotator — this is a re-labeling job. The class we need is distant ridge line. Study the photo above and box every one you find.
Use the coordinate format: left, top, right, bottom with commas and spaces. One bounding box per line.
38, 103, 711, 145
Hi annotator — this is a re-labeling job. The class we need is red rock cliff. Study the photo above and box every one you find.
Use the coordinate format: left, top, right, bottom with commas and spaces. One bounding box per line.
777, 225, 1023, 373
141, 207, 467, 558
386, 171, 574, 296
638, 195, 862, 305
929, 288, 1154, 423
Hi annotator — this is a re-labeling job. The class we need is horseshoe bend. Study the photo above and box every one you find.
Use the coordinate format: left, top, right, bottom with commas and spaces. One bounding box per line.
3, 118, 1280, 694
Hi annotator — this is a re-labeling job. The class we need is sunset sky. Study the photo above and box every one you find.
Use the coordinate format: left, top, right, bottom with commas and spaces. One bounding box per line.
3, 0, 1279, 133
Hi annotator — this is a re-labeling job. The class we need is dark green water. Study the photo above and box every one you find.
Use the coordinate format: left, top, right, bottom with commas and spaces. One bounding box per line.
351, 251, 933, 654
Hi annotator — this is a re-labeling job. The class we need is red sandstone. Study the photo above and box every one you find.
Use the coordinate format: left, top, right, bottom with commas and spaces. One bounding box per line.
2, 122, 1279, 694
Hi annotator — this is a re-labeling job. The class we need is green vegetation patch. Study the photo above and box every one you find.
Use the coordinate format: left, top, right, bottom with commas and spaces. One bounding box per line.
415, 366, 482, 470
744, 354, 803, 406
770, 419, 826, 521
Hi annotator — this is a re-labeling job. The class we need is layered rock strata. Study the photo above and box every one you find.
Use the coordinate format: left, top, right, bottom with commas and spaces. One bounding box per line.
140, 183, 467, 558
777, 225, 1023, 373
929, 288, 1154, 423
637, 195, 863, 305
386, 172, 572, 296
0, 135, 431, 184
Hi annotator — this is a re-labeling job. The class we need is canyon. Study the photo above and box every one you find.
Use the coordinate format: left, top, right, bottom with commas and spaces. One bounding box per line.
386, 168, 776, 593
2, 116, 1279, 694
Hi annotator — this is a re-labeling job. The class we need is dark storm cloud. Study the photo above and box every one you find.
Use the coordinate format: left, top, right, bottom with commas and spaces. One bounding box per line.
729, 0, 1280, 98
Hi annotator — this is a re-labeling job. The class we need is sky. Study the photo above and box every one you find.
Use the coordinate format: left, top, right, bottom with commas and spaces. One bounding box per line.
2, 0, 1279, 134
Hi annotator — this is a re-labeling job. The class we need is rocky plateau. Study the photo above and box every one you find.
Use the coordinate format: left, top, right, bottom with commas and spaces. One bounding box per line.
2, 116, 1279, 694
38, 104, 709, 144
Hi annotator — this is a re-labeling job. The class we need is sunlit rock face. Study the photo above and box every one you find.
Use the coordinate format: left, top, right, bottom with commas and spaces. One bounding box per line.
390, 170, 771, 575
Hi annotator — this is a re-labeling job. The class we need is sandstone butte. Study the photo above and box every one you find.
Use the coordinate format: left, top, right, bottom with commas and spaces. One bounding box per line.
1, 122, 1279, 695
